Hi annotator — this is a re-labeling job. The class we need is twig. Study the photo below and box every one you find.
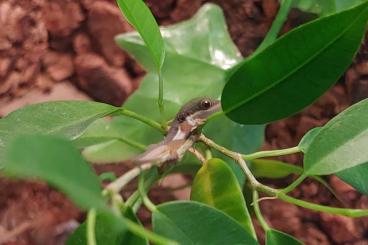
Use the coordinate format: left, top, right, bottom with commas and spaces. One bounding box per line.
188, 147, 206, 163
243, 146, 301, 160
105, 163, 153, 193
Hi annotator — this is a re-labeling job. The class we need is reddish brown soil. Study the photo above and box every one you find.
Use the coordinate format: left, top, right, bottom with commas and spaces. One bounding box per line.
1, 0, 368, 244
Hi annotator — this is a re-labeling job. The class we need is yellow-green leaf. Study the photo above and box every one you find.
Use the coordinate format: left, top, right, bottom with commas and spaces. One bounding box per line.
191, 158, 256, 238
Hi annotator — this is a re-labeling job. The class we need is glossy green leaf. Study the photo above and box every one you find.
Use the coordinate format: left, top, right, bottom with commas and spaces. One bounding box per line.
251, 159, 303, 179
191, 158, 256, 238
4, 135, 105, 210
336, 163, 368, 195
266, 229, 303, 245
116, 3, 241, 72
298, 127, 322, 153
305, 99, 368, 175
116, 0, 165, 71
0, 101, 117, 167
293, 0, 367, 16
222, 2, 368, 124
152, 201, 259, 245
82, 4, 263, 163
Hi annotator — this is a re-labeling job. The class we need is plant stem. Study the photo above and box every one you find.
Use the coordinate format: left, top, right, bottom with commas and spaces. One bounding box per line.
199, 134, 260, 187
86, 209, 97, 245
158, 71, 166, 127
200, 133, 368, 218
105, 163, 153, 193
276, 192, 368, 218
126, 173, 159, 212
188, 147, 206, 163
117, 108, 165, 133
282, 174, 307, 193
138, 173, 157, 212
254, 0, 293, 55
123, 217, 178, 245
243, 146, 301, 160
252, 191, 270, 231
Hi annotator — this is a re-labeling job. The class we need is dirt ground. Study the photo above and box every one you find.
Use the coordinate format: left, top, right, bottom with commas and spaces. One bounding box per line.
1, 0, 368, 244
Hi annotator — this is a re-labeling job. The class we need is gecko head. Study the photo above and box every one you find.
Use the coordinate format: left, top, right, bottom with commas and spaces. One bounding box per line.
175, 97, 221, 127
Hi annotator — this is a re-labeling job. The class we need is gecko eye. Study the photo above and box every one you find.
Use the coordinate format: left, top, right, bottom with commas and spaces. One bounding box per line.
177, 113, 187, 122
200, 99, 212, 110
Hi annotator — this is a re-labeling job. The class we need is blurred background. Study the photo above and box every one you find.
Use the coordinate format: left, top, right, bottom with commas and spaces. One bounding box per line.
1, 0, 368, 244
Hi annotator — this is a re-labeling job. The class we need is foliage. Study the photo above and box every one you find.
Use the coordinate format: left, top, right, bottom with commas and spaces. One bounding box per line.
293, 0, 367, 16
1, 1, 368, 245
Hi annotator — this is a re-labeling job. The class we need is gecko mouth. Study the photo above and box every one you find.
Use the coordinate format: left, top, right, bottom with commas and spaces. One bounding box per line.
191, 100, 221, 122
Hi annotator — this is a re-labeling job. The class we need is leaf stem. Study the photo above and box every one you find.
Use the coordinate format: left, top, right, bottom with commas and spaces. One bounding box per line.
282, 174, 307, 193
123, 217, 179, 245
86, 209, 97, 245
105, 163, 153, 193
188, 147, 206, 163
138, 172, 157, 212
117, 108, 165, 133
127, 178, 158, 213
243, 146, 301, 160
252, 191, 270, 231
275, 192, 368, 218
254, 0, 293, 55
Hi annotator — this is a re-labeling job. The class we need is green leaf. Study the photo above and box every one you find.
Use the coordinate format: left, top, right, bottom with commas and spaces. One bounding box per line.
152, 201, 259, 245
67, 211, 128, 245
221, 2, 368, 124
266, 229, 303, 245
0, 101, 117, 167
116, 3, 241, 72
3, 135, 105, 210
298, 127, 322, 153
204, 116, 264, 154
336, 163, 368, 195
191, 158, 256, 238
79, 113, 158, 163
251, 159, 303, 179
116, 0, 165, 71
82, 4, 263, 163
293, 0, 367, 16
305, 99, 368, 175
